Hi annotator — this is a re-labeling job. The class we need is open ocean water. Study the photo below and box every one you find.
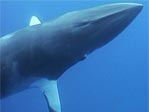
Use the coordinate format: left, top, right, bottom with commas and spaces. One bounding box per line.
0, 0, 148, 112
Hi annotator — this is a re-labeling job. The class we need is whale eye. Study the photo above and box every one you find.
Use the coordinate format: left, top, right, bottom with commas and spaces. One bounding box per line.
80, 54, 88, 61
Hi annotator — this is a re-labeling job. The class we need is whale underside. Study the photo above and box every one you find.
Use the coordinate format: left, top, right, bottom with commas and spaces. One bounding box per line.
0, 3, 143, 112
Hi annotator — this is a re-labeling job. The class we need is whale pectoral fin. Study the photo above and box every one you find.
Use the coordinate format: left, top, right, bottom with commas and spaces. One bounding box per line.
31, 78, 61, 112
43, 80, 61, 112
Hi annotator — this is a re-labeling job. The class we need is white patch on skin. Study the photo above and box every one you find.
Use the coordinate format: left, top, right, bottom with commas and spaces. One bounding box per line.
0, 33, 14, 46
2, 33, 14, 40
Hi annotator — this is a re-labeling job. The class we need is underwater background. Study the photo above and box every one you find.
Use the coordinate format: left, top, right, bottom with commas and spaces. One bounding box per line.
0, 0, 148, 112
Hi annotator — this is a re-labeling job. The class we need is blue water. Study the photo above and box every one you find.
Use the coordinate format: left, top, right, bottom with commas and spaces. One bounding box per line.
1, 1, 148, 112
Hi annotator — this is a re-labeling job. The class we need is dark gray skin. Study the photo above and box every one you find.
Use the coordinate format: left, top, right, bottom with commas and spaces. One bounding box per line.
0, 3, 143, 98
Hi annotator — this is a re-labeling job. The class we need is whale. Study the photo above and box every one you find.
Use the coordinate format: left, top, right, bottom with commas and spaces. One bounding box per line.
0, 3, 143, 112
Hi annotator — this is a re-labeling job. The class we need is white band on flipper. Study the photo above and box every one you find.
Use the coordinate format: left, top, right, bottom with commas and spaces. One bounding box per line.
31, 78, 61, 112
